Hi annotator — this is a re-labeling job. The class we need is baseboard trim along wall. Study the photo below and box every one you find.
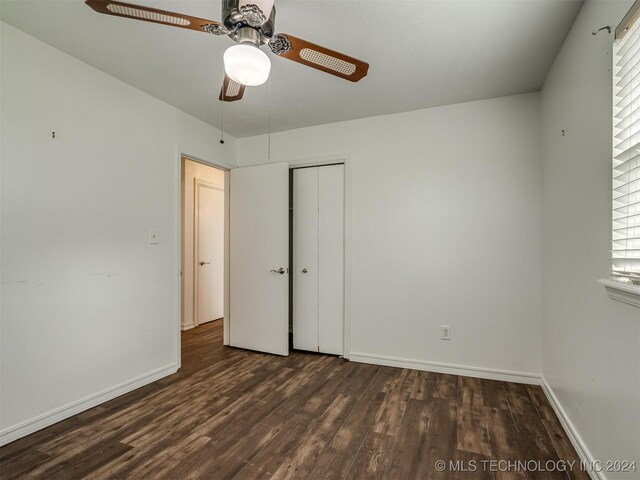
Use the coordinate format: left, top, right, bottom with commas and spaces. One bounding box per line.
541, 379, 603, 480
181, 322, 196, 331
348, 352, 541, 385
0, 363, 179, 446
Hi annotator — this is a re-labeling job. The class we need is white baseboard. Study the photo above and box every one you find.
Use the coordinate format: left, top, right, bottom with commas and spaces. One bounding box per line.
0, 363, 178, 447
181, 322, 195, 331
348, 352, 541, 385
541, 378, 603, 480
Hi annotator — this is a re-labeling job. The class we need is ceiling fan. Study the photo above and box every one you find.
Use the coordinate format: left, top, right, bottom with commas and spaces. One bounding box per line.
85, 0, 369, 103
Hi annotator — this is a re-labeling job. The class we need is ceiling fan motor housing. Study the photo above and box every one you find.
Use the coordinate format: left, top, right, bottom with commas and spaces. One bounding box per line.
235, 27, 262, 47
222, 0, 276, 43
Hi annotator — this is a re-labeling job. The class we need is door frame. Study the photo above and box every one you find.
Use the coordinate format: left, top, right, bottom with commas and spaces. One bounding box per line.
193, 178, 224, 328
177, 149, 232, 370
288, 154, 352, 359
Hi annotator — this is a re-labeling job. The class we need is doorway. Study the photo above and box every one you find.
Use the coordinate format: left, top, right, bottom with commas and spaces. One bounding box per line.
181, 158, 226, 333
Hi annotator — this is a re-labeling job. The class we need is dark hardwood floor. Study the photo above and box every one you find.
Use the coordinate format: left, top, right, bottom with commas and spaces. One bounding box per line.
0, 320, 589, 480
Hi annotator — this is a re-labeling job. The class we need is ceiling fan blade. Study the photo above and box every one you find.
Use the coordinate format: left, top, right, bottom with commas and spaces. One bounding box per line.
268, 34, 368, 82
85, 0, 228, 35
219, 75, 245, 102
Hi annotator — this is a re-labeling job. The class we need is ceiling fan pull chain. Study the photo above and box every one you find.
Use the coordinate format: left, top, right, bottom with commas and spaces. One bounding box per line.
268, 73, 272, 159
220, 73, 225, 144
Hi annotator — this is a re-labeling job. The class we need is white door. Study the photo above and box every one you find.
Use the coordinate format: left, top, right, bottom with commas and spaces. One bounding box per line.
196, 182, 224, 325
292, 164, 344, 355
318, 165, 344, 355
293, 168, 319, 351
229, 162, 289, 356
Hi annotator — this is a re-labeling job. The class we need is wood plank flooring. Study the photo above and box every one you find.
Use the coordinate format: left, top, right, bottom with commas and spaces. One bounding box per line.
0, 320, 589, 480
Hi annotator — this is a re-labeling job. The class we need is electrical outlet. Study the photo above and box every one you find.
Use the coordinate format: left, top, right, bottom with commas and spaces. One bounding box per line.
441, 325, 451, 340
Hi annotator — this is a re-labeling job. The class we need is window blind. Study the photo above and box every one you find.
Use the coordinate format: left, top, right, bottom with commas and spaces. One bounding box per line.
613, 17, 640, 282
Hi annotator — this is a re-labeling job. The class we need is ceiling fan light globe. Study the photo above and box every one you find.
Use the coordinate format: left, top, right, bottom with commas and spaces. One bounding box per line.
224, 44, 271, 86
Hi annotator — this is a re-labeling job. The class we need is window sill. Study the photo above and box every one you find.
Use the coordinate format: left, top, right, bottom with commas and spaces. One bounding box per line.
598, 279, 640, 308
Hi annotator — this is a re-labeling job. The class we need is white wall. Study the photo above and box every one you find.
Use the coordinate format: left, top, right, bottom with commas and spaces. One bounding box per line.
540, 1, 640, 476
0, 23, 236, 443
238, 93, 543, 378
181, 159, 225, 330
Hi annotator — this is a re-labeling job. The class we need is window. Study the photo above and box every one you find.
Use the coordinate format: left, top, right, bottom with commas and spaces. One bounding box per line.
612, 16, 640, 283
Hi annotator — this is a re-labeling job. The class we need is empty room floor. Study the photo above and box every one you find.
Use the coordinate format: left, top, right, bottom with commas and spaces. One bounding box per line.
0, 321, 588, 480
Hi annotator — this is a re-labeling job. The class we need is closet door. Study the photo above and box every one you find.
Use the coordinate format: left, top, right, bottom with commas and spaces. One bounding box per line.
292, 167, 319, 352
318, 165, 344, 355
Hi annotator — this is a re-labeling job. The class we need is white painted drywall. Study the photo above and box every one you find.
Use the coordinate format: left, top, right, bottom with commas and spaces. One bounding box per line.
238, 93, 543, 376
0, 22, 236, 440
181, 159, 225, 330
540, 1, 640, 475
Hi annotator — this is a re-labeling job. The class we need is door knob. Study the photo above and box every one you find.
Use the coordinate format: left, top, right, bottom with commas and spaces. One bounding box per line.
199, 261, 210, 266
302, 268, 308, 273
270, 267, 286, 275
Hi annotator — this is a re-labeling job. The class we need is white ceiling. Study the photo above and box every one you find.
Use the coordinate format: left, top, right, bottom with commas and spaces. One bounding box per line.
0, 0, 583, 138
